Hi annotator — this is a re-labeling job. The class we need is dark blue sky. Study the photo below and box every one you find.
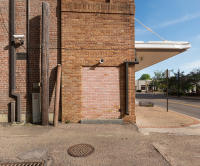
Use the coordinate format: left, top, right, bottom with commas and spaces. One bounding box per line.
135, 0, 200, 79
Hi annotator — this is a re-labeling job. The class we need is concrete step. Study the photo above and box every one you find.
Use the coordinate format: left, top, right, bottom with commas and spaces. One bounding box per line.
80, 119, 123, 124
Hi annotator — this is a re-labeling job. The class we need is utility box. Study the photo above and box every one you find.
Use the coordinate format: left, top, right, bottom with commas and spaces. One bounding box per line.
32, 93, 41, 123
10, 101, 16, 123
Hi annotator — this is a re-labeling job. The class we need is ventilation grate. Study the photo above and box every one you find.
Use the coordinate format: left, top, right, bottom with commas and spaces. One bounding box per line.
0, 162, 44, 166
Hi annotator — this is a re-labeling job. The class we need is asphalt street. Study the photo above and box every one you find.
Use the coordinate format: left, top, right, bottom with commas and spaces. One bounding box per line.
136, 93, 200, 119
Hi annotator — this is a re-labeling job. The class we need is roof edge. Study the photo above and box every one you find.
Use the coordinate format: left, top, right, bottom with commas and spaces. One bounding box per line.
135, 41, 191, 50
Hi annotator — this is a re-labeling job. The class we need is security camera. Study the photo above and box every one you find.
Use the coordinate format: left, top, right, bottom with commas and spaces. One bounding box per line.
13, 34, 25, 47
134, 57, 139, 64
99, 59, 104, 64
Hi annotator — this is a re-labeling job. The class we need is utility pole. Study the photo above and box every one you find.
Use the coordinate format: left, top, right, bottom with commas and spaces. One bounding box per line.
166, 69, 169, 112
177, 69, 180, 97
41, 2, 50, 125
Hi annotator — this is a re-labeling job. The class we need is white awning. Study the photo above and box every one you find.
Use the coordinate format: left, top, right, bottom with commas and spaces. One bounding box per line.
135, 41, 191, 72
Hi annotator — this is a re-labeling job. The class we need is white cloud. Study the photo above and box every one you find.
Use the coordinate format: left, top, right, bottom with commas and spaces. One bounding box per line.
157, 12, 200, 28
135, 28, 147, 35
135, 12, 200, 36
180, 60, 200, 71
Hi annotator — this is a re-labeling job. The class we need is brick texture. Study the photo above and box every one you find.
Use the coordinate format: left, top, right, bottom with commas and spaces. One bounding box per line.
0, 0, 61, 122
0, 0, 10, 115
0, 0, 135, 123
82, 67, 121, 120
61, 0, 135, 123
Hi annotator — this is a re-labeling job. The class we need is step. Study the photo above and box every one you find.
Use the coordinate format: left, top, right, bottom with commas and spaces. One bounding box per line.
80, 119, 123, 124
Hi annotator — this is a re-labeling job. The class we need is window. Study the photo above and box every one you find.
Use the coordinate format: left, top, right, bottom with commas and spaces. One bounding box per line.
105, 0, 110, 3
141, 85, 146, 91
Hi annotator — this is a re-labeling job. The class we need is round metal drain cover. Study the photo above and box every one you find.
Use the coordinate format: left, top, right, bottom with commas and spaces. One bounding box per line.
68, 144, 94, 157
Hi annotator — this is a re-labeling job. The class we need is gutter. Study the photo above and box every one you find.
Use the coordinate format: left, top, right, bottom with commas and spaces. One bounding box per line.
9, 0, 21, 122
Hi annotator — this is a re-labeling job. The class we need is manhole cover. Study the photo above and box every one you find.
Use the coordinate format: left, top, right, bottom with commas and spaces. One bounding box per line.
0, 162, 44, 166
67, 144, 95, 157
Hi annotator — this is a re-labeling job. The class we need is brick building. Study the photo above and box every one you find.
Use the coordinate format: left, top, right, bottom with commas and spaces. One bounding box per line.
0, 0, 136, 123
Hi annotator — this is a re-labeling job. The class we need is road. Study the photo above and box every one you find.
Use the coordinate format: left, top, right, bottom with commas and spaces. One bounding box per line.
136, 93, 200, 119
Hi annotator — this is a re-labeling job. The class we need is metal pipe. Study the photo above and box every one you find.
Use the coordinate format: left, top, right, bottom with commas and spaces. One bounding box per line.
166, 69, 169, 112
9, 0, 21, 122
26, 0, 29, 60
26, 0, 30, 120
125, 62, 129, 115
125, 58, 139, 115
177, 69, 180, 97
10, 0, 15, 89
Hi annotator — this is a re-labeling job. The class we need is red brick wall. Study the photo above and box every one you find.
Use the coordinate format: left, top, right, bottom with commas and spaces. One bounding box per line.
0, 0, 61, 122
0, 0, 135, 123
0, 0, 10, 115
82, 67, 121, 120
61, 0, 135, 123
28, 0, 61, 119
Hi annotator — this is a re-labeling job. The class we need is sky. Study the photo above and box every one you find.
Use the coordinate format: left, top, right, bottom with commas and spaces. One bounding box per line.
135, 0, 200, 79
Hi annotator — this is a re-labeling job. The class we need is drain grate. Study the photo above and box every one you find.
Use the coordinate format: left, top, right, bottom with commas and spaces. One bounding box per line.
0, 162, 44, 166
68, 144, 95, 157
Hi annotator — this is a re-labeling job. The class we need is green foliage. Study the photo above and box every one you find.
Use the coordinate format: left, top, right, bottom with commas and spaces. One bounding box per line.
151, 69, 200, 95
139, 74, 151, 80
187, 69, 200, 92
150, 71, 166, 91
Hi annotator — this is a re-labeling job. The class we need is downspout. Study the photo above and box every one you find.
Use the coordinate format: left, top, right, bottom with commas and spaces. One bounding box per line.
125, 52, 139, 115
26, 0, 29, 55
26, 0, 30, 120
125, 62, 129, 115
9, 0, 21, 122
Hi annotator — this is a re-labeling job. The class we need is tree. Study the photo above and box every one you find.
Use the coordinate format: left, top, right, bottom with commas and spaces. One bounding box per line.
187, 69, 200, 93
150, 69, 200, 95
139, 74, 151, 80
151, 71, 166, 91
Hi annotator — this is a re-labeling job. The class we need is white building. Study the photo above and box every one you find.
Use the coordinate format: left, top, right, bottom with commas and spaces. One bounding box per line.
135, 80, 152, 92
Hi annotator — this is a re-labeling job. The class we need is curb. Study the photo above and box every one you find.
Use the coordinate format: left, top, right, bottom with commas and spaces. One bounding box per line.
137, 106, 200, 129
153, 143, 172, 166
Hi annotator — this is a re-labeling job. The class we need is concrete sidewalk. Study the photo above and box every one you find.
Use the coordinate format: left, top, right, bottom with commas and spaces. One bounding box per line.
136, 105, 200, 135
136, 106, 200, 166
0, 122, 200, 166
0, 124, 170, 166
150, 133, 200, 166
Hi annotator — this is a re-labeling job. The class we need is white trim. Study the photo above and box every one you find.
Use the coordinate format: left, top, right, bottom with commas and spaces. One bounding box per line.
135, 41, 191, 50
13, 34, 25, 39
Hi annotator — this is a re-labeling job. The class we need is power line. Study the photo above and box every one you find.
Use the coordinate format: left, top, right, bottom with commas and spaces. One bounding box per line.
135, 17, 166, 41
